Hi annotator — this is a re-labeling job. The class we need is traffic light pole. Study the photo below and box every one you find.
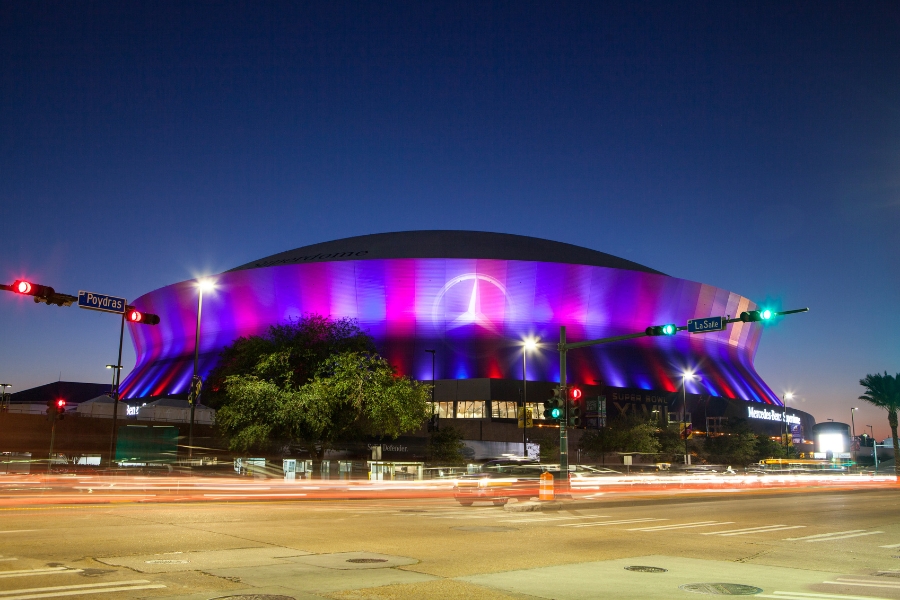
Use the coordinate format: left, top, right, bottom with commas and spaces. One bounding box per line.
555, 307, 809, 479
107, 310, 126, 467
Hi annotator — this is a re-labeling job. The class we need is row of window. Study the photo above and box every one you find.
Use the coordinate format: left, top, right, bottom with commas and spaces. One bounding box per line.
429, 401, 546, 420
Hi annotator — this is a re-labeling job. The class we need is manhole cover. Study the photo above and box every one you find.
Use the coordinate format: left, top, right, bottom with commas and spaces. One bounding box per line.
451, 526, 517, 532
212, 596, 296, 600
625, 566, 668, 573
346, 558, 388, 563
145, 559, 189, 564
680, 583, 763, 595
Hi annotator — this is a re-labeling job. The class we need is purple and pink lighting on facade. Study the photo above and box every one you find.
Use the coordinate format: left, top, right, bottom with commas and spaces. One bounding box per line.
119, 258, 779, 405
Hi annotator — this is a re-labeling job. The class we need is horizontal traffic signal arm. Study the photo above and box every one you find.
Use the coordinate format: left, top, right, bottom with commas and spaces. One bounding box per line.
2, 280, 77, 307
560, 308, 809, 352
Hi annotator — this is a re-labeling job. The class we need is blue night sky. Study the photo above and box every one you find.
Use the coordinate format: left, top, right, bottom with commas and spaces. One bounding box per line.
1, 2, 897, 436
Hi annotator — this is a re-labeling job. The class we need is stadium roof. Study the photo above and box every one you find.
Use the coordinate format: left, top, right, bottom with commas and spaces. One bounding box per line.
229, 231, 665, 275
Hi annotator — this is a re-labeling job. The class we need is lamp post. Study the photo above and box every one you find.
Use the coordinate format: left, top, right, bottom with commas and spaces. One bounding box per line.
782, 392, 793, 452
681, 371, 696, 465
867, 425, 878, 471
522, 339, 538, 459
850, 407, 858, 439
424, 349, 436, 428
0, 384, 10, 412
188, 278, 215, 461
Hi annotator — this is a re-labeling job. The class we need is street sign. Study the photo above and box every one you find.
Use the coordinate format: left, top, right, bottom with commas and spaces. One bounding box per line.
77, 290, 126, 314
517, 406, 533, 428
687, 316, 725, 334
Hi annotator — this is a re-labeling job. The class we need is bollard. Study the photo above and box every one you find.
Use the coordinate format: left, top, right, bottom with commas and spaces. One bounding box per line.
539, 471, 555, 501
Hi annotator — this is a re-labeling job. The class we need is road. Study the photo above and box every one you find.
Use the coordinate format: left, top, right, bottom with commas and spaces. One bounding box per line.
1, 486, 899, 599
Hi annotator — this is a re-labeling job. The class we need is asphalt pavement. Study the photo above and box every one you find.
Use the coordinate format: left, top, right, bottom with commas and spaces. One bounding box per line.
1, 487, 899, 599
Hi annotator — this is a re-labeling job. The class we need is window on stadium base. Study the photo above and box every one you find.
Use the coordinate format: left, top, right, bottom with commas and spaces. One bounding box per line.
491, 401, 517, 419
431, 402, 454, 419
456, 401, 486, 419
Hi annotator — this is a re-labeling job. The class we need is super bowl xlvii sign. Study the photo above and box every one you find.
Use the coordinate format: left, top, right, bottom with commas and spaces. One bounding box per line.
687, 316, 725, 333
77, 290, 126, 314
747, 406, 801, 425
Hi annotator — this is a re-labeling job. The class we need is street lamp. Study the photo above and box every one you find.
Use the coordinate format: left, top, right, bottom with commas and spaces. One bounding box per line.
782, 392, 794, 451
105, 364, 124, 464
189, 277, 215, 461
681, 371, 696, 465
522, 338, 538, 459
0, 384, 10, 412
867, 425, 878, 471
850, 407, 858, 440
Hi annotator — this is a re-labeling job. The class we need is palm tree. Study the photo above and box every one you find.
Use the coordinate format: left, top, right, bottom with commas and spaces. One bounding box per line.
858, 372, 900, 476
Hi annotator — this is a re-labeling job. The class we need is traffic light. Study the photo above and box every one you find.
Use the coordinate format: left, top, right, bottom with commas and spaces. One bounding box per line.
126, 308, 160, 325
740, 309, 774, 322
543, 387, 564, 421
646, 323, 678, 336
46, 398, 66, 421
568, 387, 582, 427
11, 280, 55, 299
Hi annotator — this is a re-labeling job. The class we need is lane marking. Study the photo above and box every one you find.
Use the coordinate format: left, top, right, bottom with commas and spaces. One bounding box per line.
784, 530, 866, 541
880, 543, 900, 548
561, 518, 666, 528
0, 580, 156, 596
800, 531, 884, 542
0, 559, 18, 562
760, 592, 892, 600
628, 521, 734, 531
0, 569, 81, 579
0, 531, 36, 535
1, 584, 166, 600
501, 516, 610, 523
702, 525, 805, 537
827, 578, 900, 589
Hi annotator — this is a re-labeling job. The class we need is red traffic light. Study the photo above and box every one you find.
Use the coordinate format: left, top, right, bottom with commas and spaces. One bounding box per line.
11, 280, 54, 298
56, 399, 66, 409
126, 308, 160, 325
570, 387, 582, 400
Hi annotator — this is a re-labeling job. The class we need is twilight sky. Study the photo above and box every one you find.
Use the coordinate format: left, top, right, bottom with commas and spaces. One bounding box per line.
1, 2, 898, 437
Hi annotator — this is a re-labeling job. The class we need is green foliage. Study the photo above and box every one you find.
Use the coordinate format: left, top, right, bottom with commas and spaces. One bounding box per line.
859, 372, 900, 475
212, 315, 431, 457
427, 426, 467, 465
528, 427, 560, 463
699, 418, 792, 466
205, 314, 375, 408
579, 416, 661, 460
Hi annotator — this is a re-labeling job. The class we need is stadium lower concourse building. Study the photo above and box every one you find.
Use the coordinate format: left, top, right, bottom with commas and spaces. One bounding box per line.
120, 231, 815, 457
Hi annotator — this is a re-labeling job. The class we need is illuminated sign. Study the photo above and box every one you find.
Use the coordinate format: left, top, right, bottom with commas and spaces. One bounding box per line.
126, 405, 140, 416
747, 406, 800, 425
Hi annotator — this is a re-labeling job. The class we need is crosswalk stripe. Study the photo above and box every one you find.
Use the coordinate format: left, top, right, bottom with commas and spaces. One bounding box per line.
827, 578, 900, 589
701, 525, 805, 537
759, 592, 892, 600
0, 559, 18, 562
2, 584, 166, 600
561, 518, 666, 528
801, 531, 883, 542
627, 521, 734, 532
0, 580, 156, 597
501, 516, 609, 523
0, 569, 81, 579
784, 530, 865, 541
879, 543, 900, 548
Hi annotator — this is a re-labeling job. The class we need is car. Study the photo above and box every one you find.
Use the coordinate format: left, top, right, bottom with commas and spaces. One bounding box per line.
453, 459, 546, 506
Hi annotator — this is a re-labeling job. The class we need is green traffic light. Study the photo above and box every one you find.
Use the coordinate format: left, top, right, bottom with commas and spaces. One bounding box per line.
760, 309, 773, 320
662, 324, 676, 335
550, 408, 561, 419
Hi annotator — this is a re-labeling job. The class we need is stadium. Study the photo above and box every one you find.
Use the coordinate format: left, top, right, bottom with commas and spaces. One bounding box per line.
119, 231, 815, 448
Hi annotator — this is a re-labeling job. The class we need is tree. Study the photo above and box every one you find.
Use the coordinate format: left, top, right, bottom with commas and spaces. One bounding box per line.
427, 425, 467, 465
699, 418, 759, 466
217, 350, 431, 460
859, 372, 900, 476
579, 416, 661, 462
205, 314, 376, 408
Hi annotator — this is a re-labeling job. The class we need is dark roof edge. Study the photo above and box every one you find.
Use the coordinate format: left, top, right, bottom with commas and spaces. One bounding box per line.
228, 230, 666, 276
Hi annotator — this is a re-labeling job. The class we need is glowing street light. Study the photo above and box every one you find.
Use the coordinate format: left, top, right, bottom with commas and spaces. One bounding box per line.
189, 277, 216, 460
521, 338, 539, 458
782, 392, 794, 450
681, 371, 697, 465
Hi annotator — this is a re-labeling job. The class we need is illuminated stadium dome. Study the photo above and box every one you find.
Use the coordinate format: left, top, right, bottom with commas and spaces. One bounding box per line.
119, 231, 814, 442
